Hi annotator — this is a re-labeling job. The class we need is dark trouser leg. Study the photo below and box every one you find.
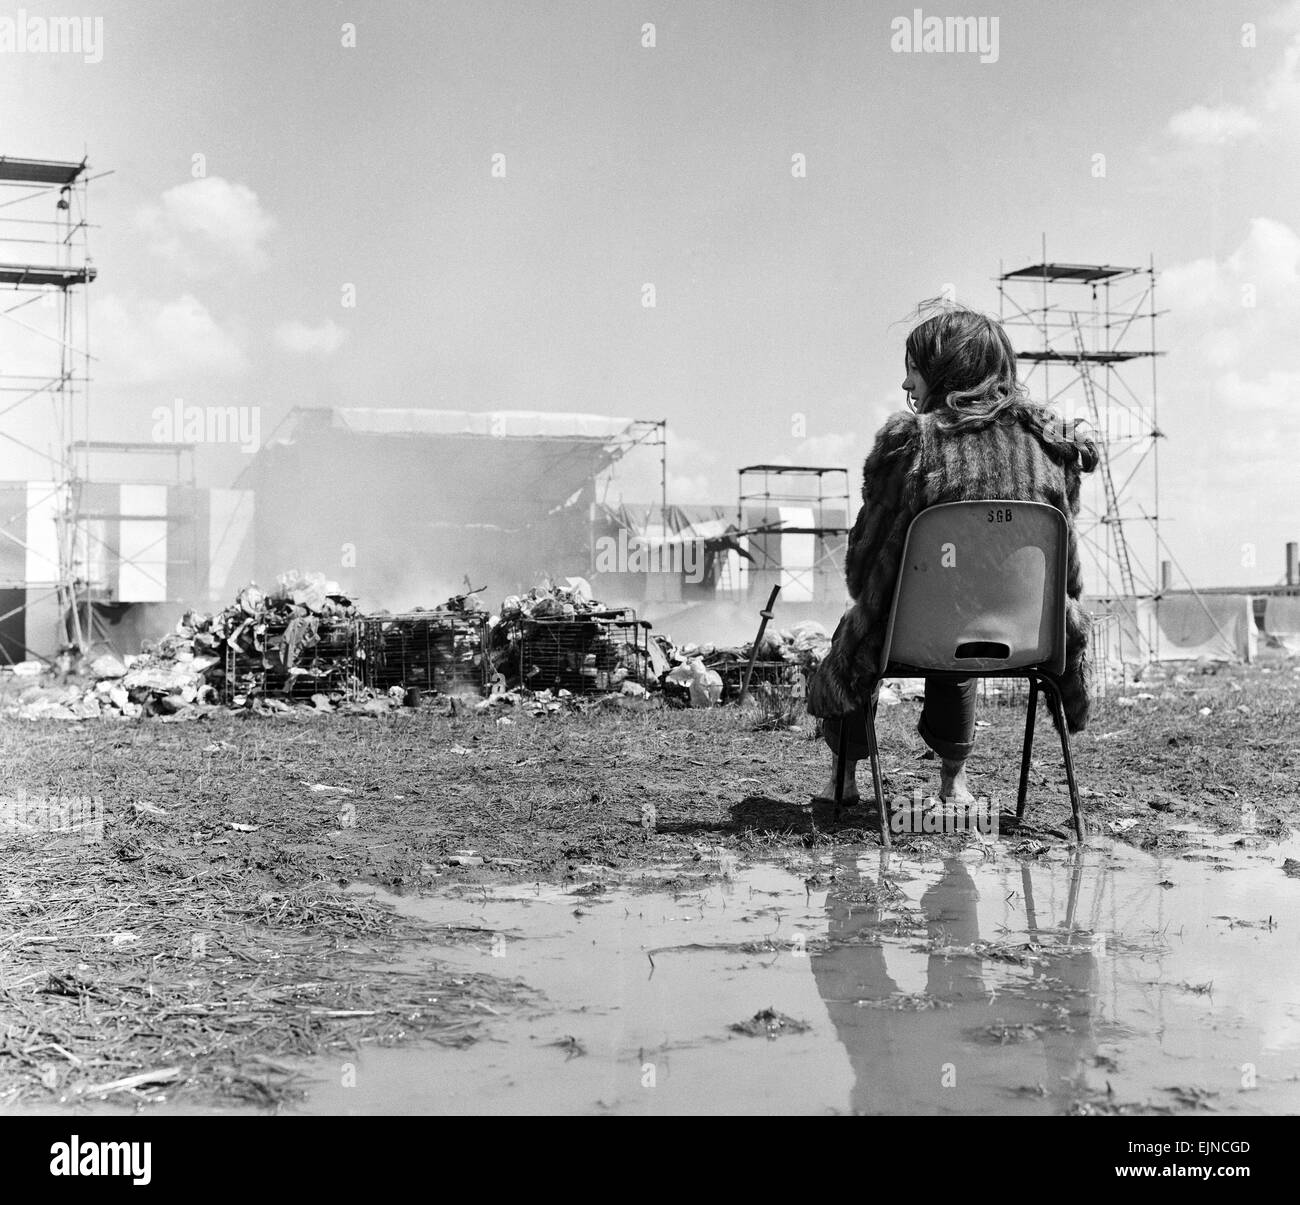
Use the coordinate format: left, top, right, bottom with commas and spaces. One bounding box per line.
916, 677, 978, 762
821, 677, 881, 762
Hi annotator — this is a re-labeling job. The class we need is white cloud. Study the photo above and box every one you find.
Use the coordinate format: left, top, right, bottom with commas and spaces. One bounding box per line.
1167, 104, 1261, 146
136, 177, 276, 277
92, 293, 248, 384
274, 318, 348, 356
1167, 25, 1300, 147
1264, 35, 1300, 114
1161, 217, 1300, 352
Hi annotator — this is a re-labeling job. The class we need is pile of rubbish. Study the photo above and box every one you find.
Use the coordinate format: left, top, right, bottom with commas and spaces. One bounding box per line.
0, 571, 835, 719
494, 577, 600, 621
0, 571, 358, 721
488, 578, 663, 694
210, 571, 361, 702
657, 620, 831, 707
1, 643, 218, 723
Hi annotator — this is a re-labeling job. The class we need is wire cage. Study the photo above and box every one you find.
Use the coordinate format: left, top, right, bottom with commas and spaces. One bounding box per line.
221, 618, 361, 701
705, 654, 802, 702
511, 608, 651, 693
357, 610, 489, 696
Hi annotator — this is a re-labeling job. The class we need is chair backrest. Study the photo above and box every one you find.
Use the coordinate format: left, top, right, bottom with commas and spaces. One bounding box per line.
880, 500, 1068, 676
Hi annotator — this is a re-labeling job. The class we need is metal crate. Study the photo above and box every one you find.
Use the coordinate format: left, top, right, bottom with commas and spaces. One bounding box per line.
512, 608, 650, 694
222, 618, 361, 701
357, 610, 488, 696
706, 655, 801, 702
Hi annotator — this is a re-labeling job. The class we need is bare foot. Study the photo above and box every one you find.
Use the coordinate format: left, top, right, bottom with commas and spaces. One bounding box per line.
939, 759, 975, 804
818, 757, 860, 803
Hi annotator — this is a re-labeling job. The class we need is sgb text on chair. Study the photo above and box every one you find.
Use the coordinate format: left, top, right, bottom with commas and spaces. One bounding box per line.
834, 500, 1085, 841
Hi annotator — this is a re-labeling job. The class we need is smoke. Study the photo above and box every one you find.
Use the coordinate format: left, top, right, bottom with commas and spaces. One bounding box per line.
249, 422, 608, 614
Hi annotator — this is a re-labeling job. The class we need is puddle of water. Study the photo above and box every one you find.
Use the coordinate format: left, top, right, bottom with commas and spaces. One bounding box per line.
293, 830, 1300, 1115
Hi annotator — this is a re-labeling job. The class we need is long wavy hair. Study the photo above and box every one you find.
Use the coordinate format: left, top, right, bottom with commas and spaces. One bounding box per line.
904, 300, 1098, 470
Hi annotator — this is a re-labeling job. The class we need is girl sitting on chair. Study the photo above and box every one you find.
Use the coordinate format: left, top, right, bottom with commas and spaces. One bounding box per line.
807, 303, 1098, 808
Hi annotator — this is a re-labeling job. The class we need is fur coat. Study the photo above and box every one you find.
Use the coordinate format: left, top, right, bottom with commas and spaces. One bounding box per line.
806, 405, 1097, 733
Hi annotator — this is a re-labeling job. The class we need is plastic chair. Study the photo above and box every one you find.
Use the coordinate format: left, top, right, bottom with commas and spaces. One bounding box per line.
833, 500, 1084, 841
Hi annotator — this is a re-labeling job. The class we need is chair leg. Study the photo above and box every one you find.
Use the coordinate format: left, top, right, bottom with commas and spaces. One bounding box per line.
833, 720, 849, 821
862, 699, 891, 849
1041, 678, 1084, 843
1016, 677, 1039, 822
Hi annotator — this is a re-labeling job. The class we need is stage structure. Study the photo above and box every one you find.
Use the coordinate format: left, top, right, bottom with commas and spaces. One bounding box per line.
0, 155, 98, 663
244, 408, 665, 611
998, 246, 1163, 658
736, 465, 850, 614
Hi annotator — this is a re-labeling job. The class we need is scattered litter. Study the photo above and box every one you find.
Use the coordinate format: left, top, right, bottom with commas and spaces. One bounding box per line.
73, 1067, 183, 1099
665, 658, 724, 708
729, 1007, 811, 1040
550, 1034, 587, 1060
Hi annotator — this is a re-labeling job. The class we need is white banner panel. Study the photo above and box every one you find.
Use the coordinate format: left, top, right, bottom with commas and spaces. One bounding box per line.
23, 482, 60, 584
117, 484, 168, 602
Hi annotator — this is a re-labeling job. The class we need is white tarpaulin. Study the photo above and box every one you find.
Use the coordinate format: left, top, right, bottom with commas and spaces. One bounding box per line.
1155, 594, 1255, 662
1089, 595, 1256, 663
1262, 595, 1300, 654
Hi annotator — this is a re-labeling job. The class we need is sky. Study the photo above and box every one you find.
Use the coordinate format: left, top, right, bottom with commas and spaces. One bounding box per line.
1, 0, 1298, 593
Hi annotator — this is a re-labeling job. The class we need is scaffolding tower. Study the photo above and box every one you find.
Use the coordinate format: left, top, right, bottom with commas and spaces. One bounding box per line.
736, 465, 850, 607
997, 248, 1163, 657
0, 155, 98, 663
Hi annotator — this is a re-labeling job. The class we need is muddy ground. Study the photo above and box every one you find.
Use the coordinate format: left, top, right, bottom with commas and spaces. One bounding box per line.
9, 654, 1296, 880
1, 653, 1297, 1107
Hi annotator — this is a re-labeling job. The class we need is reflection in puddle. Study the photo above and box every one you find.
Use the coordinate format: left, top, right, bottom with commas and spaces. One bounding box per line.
301, 834, 1300, 1115
815, 851, 1101, 1113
